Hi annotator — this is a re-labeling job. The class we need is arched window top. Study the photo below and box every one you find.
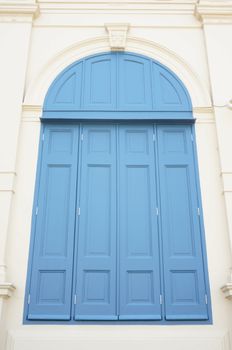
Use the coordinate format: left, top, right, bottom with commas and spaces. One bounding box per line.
43, 52, 192, 120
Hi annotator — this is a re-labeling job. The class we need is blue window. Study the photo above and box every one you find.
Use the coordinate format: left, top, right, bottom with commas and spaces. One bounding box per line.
24, 53, 211, 323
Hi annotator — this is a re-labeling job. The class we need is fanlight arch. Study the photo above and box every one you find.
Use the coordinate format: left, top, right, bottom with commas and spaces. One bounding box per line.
43, 52, 192, 120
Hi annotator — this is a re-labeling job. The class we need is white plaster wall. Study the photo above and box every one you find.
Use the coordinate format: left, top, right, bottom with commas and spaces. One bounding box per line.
0, 15, 34, 347
201, 14, 232, 303
203, 24, 232, 107
1, 1, 232, 350
0, 19, 32, 279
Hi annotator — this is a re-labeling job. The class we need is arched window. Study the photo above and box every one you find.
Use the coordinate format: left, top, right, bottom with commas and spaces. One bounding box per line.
24, 52, 211, 323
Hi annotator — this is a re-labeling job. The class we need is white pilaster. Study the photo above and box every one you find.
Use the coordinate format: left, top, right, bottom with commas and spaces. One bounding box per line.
196, 0, 232, 300
0, 0, 38, 318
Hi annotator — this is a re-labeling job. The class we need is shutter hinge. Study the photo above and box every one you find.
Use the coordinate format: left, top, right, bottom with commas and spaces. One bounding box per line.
160, 295, 163, 305
74, 294, 77, 305
77, 207, 80, 216
28, 294, 31, 304
42, 133, 45, 141
156, 207, 159, 216
197, 207, 200, 216
35, 207, 39, 216
81, 134, 84, 141
205, 294, 208, 304
153, 134, 156, 142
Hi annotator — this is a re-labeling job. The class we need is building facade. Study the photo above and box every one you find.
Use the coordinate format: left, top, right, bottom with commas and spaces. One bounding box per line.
0, 0, 232, 349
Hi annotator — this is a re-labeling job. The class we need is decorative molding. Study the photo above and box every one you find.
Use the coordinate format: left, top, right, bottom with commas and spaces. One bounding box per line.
196, 1, 232, 24
0, 2, 39, 20
193, 107, 214, 124
0, 172, 16, 193
221, 283, 232, 300
228, 99, 232, 110
22, 104, 42, 122
38, 1, 196, 15
24, 36, 211, 109
5, 329, 232, 350
221, 172, 232, 194
0, 282, 15, 298
221, 171, 232, 175
22, 104, 43, 113
105, 23, 130, 51
193, 106, 214, 114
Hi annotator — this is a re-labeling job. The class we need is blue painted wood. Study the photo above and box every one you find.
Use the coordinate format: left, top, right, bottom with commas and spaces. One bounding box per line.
27, 124, 79, 320
118, 53, 153, 110
118, 124, 162, 320
190, 125, 212, 323
156, 125, 208, 320
74, 124, 117, 320
25, 121, 211, 323
42, 110, 193, 120
152, 63, 192, 111
43, 52, 192, 116
27, 53, 210, 323
83, 54, 117, 110
44, 63, 83, 111
24, 125, 46, 323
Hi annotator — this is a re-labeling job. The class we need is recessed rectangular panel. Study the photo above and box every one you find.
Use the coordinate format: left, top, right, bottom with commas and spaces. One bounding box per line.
170, 270, 198, 304
41, 165, 71, 257
49, 130, 74, 154
91, 60, 112, 104
127, 271, 154, 304
164, 165, 195, 256
37, 271, 66, 304
124, 60, 146, 104
85, 165, 111, 256
125, 130, 149, 154
126, 166, 152, 257
118, 55, 153, 110
83, 271, 110, 303
83, 55, 116, 109
162, 129, 187, 154
88, 130, 111, 154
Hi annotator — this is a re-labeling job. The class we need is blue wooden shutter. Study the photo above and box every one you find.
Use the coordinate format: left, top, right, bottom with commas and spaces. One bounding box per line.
157, 125, 208, 320
83, 54, 117, 110
74, 124, 117, 320
118, 54, 153, 110
152, 63, 191, 112
44, 63, 83, 111
27, 124, 79, 320
118, 124, 162, 320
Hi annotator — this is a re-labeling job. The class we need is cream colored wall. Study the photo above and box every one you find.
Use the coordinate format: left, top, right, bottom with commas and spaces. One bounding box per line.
1, 1, 232, 350
0, 18, 33, 281
202, 21, 232, 259
0, 5, 36, 347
